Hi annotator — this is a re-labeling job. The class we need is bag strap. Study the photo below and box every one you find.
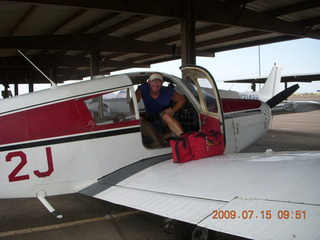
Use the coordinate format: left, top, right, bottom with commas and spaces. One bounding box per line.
173, 137, 188, 163
196, 130, 221, 145
174, 140, 180, 162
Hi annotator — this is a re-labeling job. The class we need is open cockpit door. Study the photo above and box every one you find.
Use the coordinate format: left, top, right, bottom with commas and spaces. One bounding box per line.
180, 65, 225, 151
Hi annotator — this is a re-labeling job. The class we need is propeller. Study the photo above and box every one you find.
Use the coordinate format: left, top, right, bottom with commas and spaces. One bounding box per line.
266, 84, 300, 108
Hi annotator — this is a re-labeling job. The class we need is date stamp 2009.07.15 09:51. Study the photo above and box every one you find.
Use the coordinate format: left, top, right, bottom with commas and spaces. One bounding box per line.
212, 210, 307, 220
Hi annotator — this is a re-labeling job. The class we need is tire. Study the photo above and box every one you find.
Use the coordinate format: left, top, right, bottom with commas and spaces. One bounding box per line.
175, 222, 216, 240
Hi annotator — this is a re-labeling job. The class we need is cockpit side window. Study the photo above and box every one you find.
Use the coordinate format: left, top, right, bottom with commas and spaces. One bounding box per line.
183, 72, 220, 116
197, 78, 218, 114
83, 87, 136, 125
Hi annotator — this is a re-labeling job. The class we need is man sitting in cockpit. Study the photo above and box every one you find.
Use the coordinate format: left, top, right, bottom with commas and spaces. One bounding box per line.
135, 73, 186, 140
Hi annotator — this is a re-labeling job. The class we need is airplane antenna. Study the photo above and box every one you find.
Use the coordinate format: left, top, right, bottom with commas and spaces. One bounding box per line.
18, 50, 58, 88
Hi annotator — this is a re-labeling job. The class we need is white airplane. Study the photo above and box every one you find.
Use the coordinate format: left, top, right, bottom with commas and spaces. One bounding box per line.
220, 64, 320, 113
219, 64, 283, 102
0, 65, 319, 240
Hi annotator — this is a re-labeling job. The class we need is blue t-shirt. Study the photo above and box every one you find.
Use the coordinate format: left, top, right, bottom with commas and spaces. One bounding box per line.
139, 83, 175, 115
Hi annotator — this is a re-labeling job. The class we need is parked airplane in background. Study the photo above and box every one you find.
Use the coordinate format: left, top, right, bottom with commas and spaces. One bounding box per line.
0, 65, 319, 240
219, 64, 320, 113
219, 64, 283, 102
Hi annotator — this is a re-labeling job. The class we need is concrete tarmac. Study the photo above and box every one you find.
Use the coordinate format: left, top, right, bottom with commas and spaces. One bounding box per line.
243, 109, 320, 153
1, 99, 319, 240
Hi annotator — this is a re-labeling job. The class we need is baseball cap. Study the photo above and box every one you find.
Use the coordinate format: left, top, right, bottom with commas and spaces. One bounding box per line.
149, 73, 163, 81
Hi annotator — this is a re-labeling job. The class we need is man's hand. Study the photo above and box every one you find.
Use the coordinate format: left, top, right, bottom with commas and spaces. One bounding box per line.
164, 107, 175, 116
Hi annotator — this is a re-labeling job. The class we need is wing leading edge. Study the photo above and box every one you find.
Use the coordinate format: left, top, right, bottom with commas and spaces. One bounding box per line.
80, 151, 320, 240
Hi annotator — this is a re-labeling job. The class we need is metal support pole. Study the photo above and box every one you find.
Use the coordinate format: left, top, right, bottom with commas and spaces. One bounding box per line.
181, 0, 196, 67
90, 34, 100, 79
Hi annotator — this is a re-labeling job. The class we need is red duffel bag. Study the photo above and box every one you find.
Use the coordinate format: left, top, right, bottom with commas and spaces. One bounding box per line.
170, 130, 223, 163
170, 132, 193, 163
189, 130, 223, 160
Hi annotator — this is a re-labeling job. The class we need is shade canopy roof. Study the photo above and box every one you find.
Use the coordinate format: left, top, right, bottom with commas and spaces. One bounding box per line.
0, 0, 319, 85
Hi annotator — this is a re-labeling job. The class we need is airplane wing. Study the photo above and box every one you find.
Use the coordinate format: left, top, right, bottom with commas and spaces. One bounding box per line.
80, 151, 320, 240
272, 101, 320, 114
223, 73, 320, 84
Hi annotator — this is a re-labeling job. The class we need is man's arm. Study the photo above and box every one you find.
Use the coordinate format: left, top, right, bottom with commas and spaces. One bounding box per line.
135, 88, 142, 102
164, 92, 186, 116
130, 88, 142, 114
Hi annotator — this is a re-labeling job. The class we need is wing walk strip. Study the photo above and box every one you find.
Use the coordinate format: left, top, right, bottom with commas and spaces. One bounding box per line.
80, 154, 173, 196
80, 154, 227, 224
80, 154, 227, 227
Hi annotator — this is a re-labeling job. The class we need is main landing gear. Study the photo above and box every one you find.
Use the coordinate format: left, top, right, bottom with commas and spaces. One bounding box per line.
161, 219, 216, 240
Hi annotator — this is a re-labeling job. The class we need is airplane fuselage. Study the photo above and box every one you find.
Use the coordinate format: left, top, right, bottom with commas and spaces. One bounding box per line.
0, 67, 271, 199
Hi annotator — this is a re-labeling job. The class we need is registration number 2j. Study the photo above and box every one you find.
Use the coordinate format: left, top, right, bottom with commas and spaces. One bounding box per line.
5, 147, 54, 182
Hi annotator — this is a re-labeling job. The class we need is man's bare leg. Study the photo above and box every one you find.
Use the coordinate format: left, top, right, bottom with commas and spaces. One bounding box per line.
161, 113, 183, 138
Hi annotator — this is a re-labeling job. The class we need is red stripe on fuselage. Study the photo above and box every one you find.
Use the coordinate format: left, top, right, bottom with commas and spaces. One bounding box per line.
0, 99, 139, 145
221, 99, 262, 113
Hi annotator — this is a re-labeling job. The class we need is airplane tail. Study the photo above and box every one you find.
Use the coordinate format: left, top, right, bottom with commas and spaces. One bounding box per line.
258, 64, 283, 101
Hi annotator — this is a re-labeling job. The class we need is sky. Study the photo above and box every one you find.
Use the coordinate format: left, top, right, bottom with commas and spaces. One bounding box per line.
2, 38, 320, 97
